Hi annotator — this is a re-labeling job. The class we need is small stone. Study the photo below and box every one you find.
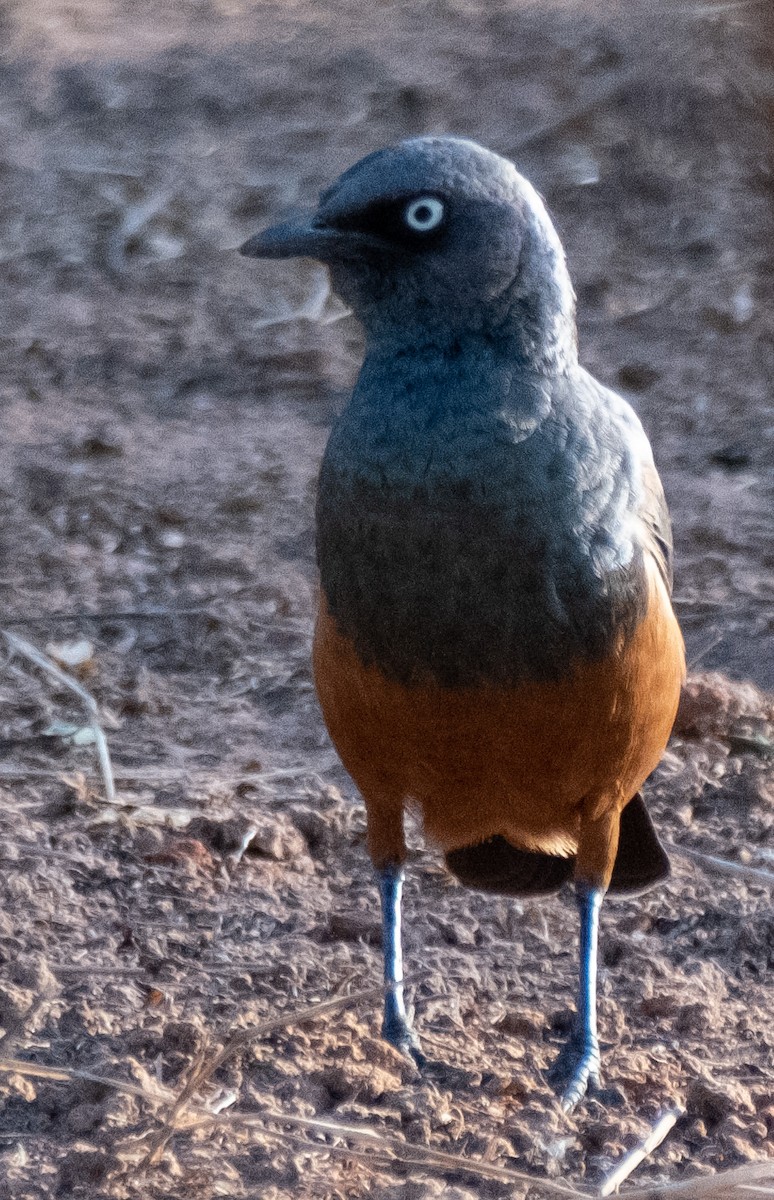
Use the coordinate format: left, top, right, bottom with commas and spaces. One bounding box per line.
187, 815, 256, 856
159, 529, 185, 549
0, 984, 36, 1037
144, 837, 217, 874
312, 1060, 401, 1105
702, 283, 754, 331
687, 1079, 753, 1125
295, 1079, 333, 1113
246, 813, 308, 862
674, 804, 693, 828
10, 955, 60, 996
73, 432, 124, 458
131, 826, 165, 856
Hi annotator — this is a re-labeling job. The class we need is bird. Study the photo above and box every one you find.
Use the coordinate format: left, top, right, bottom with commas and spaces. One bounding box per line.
240, 136, 685, 1110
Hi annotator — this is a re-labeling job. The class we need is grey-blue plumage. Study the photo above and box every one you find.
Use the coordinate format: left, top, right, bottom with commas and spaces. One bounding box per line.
274, 136, 673, 687
243, 139, 672, 681
316, 350, 654, 686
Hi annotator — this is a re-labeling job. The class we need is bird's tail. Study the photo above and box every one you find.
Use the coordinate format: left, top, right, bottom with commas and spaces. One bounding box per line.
608, 791, 670, 894
444, 793, 669, 897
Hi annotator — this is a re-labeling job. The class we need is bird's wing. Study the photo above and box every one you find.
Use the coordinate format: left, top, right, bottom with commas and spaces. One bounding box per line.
637, 454, 674, 595
571, 367, 672, 597
600, 380, 674, 595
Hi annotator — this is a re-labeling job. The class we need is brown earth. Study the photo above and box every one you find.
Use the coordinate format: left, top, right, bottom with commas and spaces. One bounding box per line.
0, 1, 773, 1197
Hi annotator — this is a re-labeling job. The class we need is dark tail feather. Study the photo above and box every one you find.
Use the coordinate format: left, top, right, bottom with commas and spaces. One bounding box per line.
445, 836, 574, 897
444, 793, 669, 899
608, 792, 670, 894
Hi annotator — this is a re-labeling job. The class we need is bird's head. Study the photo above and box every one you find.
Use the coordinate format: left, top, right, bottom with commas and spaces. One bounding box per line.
241, 136, 577, 369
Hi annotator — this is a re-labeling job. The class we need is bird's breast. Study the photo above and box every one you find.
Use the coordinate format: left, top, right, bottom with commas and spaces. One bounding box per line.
316, 464, 646, 689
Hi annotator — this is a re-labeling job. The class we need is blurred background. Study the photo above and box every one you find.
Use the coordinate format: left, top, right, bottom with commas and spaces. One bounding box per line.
1, 0, 772, 688
1, 2, 773, 1197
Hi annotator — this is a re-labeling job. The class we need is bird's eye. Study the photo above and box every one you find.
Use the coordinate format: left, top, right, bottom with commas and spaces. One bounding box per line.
404, 196, 445, 233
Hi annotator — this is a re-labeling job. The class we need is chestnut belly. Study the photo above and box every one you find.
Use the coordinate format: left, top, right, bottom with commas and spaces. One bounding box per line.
313, 558, 684, 856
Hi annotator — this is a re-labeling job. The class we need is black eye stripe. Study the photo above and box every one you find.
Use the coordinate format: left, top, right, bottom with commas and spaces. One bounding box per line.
325, 194, 448, 247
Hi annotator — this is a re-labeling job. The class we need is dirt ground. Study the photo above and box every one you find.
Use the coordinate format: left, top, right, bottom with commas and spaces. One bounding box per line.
0, 1, 773, 1197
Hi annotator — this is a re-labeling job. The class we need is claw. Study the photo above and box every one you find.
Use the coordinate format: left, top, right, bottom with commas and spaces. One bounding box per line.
382, 1013, 426, 1067
560, 1039, 601, 1111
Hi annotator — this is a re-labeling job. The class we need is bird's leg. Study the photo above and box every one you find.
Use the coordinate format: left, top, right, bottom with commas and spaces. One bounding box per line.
377, 863, 424, 1066
561, 880, 604, 1111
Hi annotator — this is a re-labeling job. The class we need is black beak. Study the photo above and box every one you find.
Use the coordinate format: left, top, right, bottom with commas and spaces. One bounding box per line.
240, 216, 384, 263
239, 215, 330, 260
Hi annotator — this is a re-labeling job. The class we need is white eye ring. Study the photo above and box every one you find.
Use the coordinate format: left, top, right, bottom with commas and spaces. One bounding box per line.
404, 196, 445, 232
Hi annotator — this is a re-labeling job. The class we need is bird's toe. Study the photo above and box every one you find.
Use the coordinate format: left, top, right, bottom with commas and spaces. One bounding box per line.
558, 1042, 601, 1112
382, 1015, 425, 1067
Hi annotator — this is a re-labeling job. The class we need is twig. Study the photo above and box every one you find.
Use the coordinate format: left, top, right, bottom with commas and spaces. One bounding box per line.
599, 1108, 684, 1196
0, 762, 330, 790
50, 953, 293, 980
3, 1056, 771, 1198
2, 631, 115, 803
1, 608, 205, 625
666, 842, 774, 887
208, 1108, 587, 1195
1, 607, 312, 631
6, 1022, 542, 1196
229, 823, 258, 865
0, 1056, 171, 1103
623, 1161, 774, 1199
686, 631, 723, 670
142, 981, 388, 1167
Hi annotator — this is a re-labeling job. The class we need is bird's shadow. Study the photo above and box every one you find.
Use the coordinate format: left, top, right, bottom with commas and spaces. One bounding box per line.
414, 1055, 488, 1092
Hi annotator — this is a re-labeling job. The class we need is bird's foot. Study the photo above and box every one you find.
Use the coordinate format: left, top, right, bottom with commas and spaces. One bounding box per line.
553, 1035, 601, 1112
559, 1036, 600, 1108
382, 1013, 425, 1068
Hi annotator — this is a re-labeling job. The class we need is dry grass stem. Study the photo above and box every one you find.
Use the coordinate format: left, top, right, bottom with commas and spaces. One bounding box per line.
0, 764, 328, 790
207, 1108, 587, 1196
667, 842, 774, 887
50, 958, 278, 979
2, 630, 116, 803
599, 1108, 684, 1196
0, 1056, 173, 1104
3, 605, 312, 629
623, 1162, 774, 1199
1, 1057, 771, 1198
142, 982, 386, 1166
686, 632, 724, 669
